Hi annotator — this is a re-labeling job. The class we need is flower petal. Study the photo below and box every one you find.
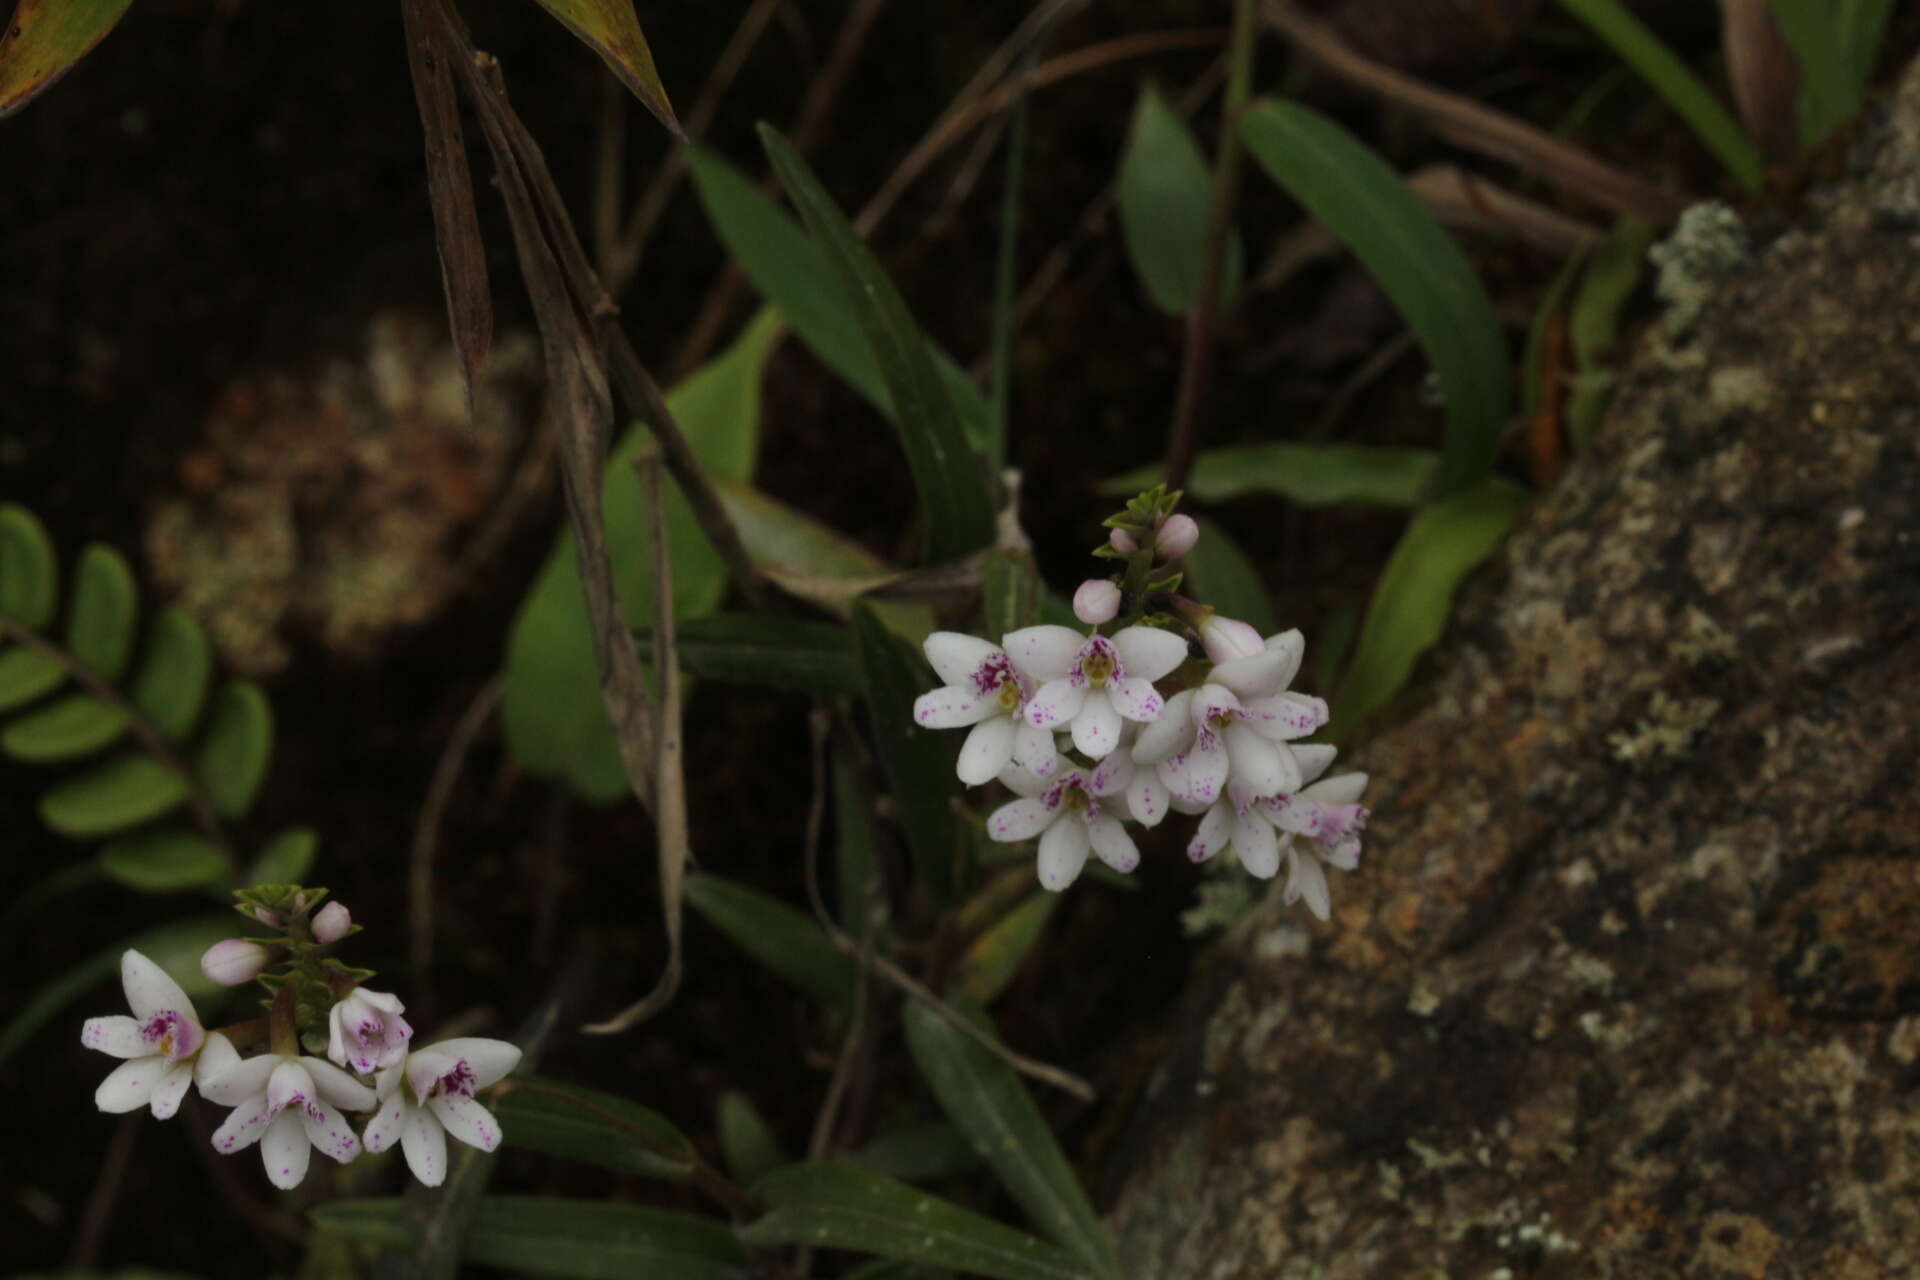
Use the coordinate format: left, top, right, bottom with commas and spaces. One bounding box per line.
1232, 811, 1280, 879
1265, 628, 1305, 684
1070, 690, 1122, 759
267, 1061, 315, 1118
262, 1110, 312, 1190
1293, 744, 1338, 786
1190, 682, 1244, 726
1089, 748, 1133, 797
1085, 812, 1138, 873
150, 1061, 196, 1120
1304, 771, 1369, 807
998, 753, 1053, 798
988, 797, 1056, 843
1187, 802, 1233, 862
363, 1090, 407, 1154
957, 715, 1016, 786
1024, 679, 1084, 731
1225, 722, 1298, 798
1242, 692, 1329, 740
431, 1093, 504, 1152
212, 1093, 274, 1154
95, 1057, 161, 1113
1126, 772, 1169, 828
1266, 794, 1326, 837
81, 1015, 149, 1059
1210, 647, 1291, 698
1106, 676, 1165, 723
923, 632, 1001, 688
199, 1050, 280, 1107
1111, 626, 1189, 682
1180, 744, 1230, 805
1001, 625, 1084, 681
1036, 817, 1090, 891
402, 1105, 449, 1187
1285, 849, 1332, 919
1010, 723, 1060, 779
431, 1038, 525, 1091
120, 949, 193, 1022
303, 1098, 363, 1164
914, 685, 995, 729
1132, 689, 1195, 763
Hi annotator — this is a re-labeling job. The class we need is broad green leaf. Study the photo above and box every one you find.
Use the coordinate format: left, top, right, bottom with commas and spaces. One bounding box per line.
246, 827, 318, 886
684, 873, 855, 1011
956, 893, 1055, 1005
0, 913, 231, 1066
314, 1197, 747, 1280
1554, 0, 1764, 189
686, 149, 993, 450
130, 607, 213, 741
1181, 520, 1275, 634
0, 503, 58, 627
0, 0, 133, 118
903, 999, 1116, 1277
640, 613, 861, 695
759, 125, 995, 564
41, 755, 186, 838
717, 1090, 787, 1186
1116, 85, 1241, 313
741, 1164, 1093, 1280
100, 829, 228, 893
67, 544, 137, 679
528, 0, 678, 135
1105, 443, 1436, 509
501, 313, 778, 802
844, 1263, 961, 1280
854, 604, 962, 904
1330, 478, 1531, 737
1240, 100, 1510, 497
194, 682, 272, 819
1566, 216, 1655, 450
852, 1121, 981, 1184
1, 692, 126, 761
834, 755, 877, 936
0, 645, 64, 711
982, 549, 1042, 640
496, 1076, 696, 1179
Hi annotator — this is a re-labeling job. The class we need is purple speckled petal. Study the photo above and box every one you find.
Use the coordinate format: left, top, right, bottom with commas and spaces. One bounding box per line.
212, 1092, 274, 1154
1000, 625, 1084, 682
1126, 772, 1169, 828
95, 1057, 161, 1113
402, 1105, 448, 1187
914, 685, 995, 729
81, 1015, 148, 1059
1024, 679, 1085, 731
149, 1061, 196, 1120
120, 950, 193, 1023
988, 797, 1055, 843
923, 632, 1001, 688
363, 1089, 407, 1155
1070, 691, 1122, 759
1232, 811, 1279, 879
431, 1093, 503, 1153
1106, 676, 1165, 723
1086, 812, 1138, 873
1187, 802, 1233, 863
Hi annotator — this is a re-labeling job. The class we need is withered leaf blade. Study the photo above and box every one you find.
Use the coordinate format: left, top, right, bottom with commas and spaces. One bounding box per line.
0, 0, 134, 118
401, 0, 493, 421
529, 0, 681, 137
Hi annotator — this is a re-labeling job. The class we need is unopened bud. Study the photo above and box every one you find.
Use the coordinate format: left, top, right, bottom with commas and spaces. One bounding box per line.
252, 906, 283, 927
1154, 514, 1199, 559
1200, 614, 1265, 665
1072, 579, 1122, 625
200, 939, 271, 986
311, 901, 351, 944
1108, 528, 1139, 554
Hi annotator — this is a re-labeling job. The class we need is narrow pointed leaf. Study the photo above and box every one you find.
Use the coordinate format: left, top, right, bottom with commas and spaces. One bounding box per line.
1180, 520, 1276, 634
130, 607, 213, 741
716, 1091, 787, 1186
956, 893, 1056, 1005
758, 125, 994, 563
100, 829, 228, 893
834, 755, 877, 936
1, 692, 127, 761
65, 544, 138, 679
852, 1121, 982, 1184
529, 0, 679, 135
313, 1197, 746, 1279
684, 873, 855, 1011
639, 613, 861, 695
496, 1076, 697, 1179
1116, 85, 1242, 313
1240, 100, 1510, 496
903, 999, 1115, 1276
853, 603, 962, 903
1567, 216, 1655, 449
194, 682, 272, 819
1104, 443, 1437, 508
41, 756, 187, 838
741, 1164, 1093, 1280
0, 0, 134, 118
246, 827, 318, 886
0, 504, 58, 627
0, 646, 64, 711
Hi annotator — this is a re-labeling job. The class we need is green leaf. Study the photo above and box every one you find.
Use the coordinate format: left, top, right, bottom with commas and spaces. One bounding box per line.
100, 829, 228, 893
903, 999, 1116, 1277
844, 1263, 960, 1280
130, 607, 213, 741
979, 550, 1073, 637
1181, 520, 1276, 634
0, 0, 134, 118
66, 544, 138, 680
758, 125, 995, 564
686, 150, 993, 450
0, 913, 231, 1066
1116, 85, 1241, 313
853, 603, 962, 904
1, 693, 127, 761
527, 0, 678, 135
956, 893, 1056, 1005
501, 313, 778, 803
1240, 100, 1510, 497
741, 1164, 1094, 1280
246, 827, 318, 886
0, 645, 64, 711
1553, 0, 1764, 189
496, 1076, 697, 1179
684, 873, 856, 1011
194, 682, 272, 819
716, 1090, 788, 1186
1105, 443, 1436, 508
40, 756, 187, 838
641, 613, 861, 695
834, 755, 878, 936
1566, 216, 1655, 450
0, 504, 58, 627
313, 1197, 746, 1280
1330, 478, 1531, 737
852, 1121, 982, 1184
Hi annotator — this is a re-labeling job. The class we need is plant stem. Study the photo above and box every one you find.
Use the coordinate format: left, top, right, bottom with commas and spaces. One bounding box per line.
1163, 0, 1259, 492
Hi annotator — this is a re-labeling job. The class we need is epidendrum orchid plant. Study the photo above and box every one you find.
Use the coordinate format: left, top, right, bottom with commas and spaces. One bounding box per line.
918, 488, 1370, 914
81, 883, 521, 1190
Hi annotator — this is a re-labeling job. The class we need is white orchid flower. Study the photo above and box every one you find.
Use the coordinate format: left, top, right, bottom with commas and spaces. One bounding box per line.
986, 762, 1139, 891
1265, 752, 1371, 921
327, 987, 413, 1075
81, 950, 209, 1120
362, 1037, 523, 1186
196, 1032, 375, 1189
1133, 631, 1327, 804
1007, 623, 1187, 760
913, 632, 1059, 783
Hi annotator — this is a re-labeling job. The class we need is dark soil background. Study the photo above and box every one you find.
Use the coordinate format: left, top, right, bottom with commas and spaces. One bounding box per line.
3, 0, 1886, 1274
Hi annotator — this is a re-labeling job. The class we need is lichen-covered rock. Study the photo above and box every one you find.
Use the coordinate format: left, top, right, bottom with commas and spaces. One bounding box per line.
1104, 56, 1920, 1280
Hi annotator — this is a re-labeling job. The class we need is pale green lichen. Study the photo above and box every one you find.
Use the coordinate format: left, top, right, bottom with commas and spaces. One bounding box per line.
1609, 691, 1721, 763
1650, 202, 1750, 337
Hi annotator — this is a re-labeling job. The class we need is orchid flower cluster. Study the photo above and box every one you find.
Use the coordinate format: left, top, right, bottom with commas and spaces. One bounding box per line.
916, 488, 1369, 913
81, 884, 520, 1190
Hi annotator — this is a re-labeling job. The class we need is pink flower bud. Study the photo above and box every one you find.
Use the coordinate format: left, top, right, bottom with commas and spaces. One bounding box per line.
1108, 528, 1139, 554
1200, 614, 1265, 665
1073, 579, 1122, 626
1154, 514, 1199, 559
311, 901, 351, 944
200, 939, 271, 986
252, 906, 283, 927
